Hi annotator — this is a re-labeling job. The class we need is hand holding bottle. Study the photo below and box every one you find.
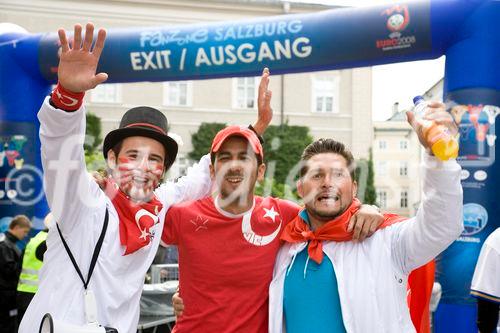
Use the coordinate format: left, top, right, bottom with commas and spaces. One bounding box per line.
407, 98, 459, 160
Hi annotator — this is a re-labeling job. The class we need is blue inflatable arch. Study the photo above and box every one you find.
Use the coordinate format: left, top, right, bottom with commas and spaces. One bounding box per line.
0, 1, 498, 331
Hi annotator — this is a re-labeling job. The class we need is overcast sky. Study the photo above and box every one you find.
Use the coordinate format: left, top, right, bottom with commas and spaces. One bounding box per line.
288, 0, 445, 120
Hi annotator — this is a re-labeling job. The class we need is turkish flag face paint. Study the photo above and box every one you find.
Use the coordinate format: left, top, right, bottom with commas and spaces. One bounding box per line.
114, 154, 164, 203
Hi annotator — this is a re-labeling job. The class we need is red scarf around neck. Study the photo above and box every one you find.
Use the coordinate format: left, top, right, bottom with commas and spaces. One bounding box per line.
281, 198, 406, 264
104, 178, 163, 255
281, 198, 434, 333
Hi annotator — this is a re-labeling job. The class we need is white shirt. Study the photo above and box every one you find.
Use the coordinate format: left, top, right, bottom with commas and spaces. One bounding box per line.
19, 98, 212, 333
471, 227, 500, 302
269, 154, 464, 333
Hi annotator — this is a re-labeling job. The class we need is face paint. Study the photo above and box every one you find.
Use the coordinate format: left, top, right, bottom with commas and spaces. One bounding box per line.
115, 156, 164, 202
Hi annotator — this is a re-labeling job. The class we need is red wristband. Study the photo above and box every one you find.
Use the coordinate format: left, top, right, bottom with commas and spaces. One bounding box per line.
50, 83, 85, 112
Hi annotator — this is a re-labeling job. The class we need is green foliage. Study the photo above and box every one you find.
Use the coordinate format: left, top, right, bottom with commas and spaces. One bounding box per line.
364, 148, 377, 205
262, 124, 313, 185
85, 150, 106, 173
255, 179, 300, 203
354, 148, 377, 205
84, 112, 102, 155
188, 122, 227, 161
83, 112, 105, 172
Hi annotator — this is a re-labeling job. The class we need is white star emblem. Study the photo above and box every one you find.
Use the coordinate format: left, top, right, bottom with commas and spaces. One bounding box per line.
139, 228, 149, 240
263, 207, 279, 223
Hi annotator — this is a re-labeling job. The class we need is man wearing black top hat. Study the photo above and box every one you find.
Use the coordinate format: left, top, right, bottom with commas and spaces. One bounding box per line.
19, 23, 272, 333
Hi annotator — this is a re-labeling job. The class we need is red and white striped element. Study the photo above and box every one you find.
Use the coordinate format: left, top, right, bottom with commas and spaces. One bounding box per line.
50, 82, 85, 111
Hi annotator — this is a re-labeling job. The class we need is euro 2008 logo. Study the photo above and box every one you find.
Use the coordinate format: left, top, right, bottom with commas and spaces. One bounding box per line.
462, 203, 488, 236
377, 5, 414, 50
387, 13, 406, 32
384, 5, 410, 33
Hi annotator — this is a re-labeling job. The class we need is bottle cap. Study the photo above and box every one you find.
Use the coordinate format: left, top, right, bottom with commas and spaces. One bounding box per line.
413, 95, 425, 105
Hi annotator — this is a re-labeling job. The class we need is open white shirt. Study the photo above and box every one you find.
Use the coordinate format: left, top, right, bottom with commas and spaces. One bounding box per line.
269, 154, 464, 333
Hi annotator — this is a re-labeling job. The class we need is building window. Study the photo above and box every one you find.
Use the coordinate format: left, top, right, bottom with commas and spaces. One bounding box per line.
91, 84, 121, 103
163, 81, 192, 107
378, 140, 387, 150
312, 74, 340, 113
399, 161, 408, 177
377, 190, 387, 209
400, 140, 408, 150
400, 190, 408, 208
377, 161, 387, 176
233, 77, 257, 109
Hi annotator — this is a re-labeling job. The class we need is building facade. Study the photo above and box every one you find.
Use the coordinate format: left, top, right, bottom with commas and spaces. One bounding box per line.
373, 109, 421, 217
1, 0, 373, 179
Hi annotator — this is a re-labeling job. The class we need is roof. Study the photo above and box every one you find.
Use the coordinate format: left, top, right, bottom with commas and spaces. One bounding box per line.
387, 110, 409, 122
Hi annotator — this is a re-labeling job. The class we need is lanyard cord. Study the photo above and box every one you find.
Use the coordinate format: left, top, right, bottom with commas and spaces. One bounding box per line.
56, 208, 109, 289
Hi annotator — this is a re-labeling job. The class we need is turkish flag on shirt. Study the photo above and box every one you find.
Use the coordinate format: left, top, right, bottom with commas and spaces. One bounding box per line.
162, 196, 301, 333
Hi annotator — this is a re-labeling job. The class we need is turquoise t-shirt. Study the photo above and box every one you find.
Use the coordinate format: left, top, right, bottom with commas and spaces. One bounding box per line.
283, 210, 346, 333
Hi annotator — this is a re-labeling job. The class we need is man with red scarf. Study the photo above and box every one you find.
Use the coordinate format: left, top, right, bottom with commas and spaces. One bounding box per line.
165, 126, 386, 333
269, 103, 464, 333
18, 23, 268, 333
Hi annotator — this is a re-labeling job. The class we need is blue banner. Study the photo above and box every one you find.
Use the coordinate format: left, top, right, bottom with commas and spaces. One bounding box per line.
0, 121, 45, 226
438, 89, 500, 303
38, 3, 432, 83
434, 88, 500, 332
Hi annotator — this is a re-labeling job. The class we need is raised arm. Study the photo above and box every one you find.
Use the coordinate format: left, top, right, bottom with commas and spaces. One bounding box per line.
155, 154, 212, 206
252, 67, 273, 136
39, 23, 108, 229
392, 102, 464, 274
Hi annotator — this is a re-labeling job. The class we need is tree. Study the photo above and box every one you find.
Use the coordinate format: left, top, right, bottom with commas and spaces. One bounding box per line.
84, 112, 105, 172
262, 124, 313, 185
355, 148, 377, 205
188, 122, 227, 161
85, 150, 106, 173
364, 148, 377, 204
84, 112, 103, 155
255, 179, 300, 203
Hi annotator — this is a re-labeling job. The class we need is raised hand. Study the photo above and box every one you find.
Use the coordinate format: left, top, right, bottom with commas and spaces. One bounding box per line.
252, 68, 273, 135
57, 23, 108, 93
406, 101, 458, 151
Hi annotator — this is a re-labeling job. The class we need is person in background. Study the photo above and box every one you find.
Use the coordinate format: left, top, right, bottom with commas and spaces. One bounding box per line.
0, 214, 31, 333
16, 212, 52, 325
471, 227, 500, 333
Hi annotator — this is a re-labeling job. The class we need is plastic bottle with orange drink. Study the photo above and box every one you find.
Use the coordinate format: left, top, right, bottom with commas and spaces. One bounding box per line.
412, 96, 459, 161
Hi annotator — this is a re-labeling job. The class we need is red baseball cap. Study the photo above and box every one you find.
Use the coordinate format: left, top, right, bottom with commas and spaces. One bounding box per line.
211, 125, 264, 160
